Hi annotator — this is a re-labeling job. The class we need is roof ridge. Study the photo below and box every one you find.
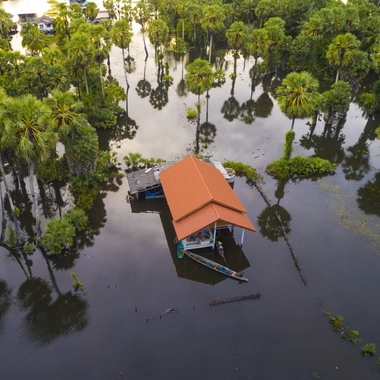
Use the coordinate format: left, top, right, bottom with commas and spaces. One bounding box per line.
191, 155, 214, 202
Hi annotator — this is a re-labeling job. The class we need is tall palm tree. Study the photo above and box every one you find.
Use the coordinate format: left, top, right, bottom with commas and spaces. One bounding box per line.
3, 94, 58, 245
185, 59, 215, 132
134, 1, 152, 60
21, 23, 49, 56
111, 19, 133, 91
43, 90, 87, 141
200, 4, 226, 63
276, 71, 321, 130
67, 32, 96, 95
326, 32, 360, 83
147, 19, 169, 56
0, 89, 21, 245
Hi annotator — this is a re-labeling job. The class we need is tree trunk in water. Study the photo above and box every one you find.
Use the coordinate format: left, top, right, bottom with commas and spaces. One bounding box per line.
0, 181, 6, 245
208, 34, 213, 63
29, 161, 41, 245
0, 152, 20, 245
291, 117, 295, 130
197, 93, 201, 132
142, 30, 148, 61
122, 47, 130, 91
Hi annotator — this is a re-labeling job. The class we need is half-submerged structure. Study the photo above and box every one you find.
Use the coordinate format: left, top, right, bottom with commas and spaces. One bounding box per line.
159, 156, 256, 250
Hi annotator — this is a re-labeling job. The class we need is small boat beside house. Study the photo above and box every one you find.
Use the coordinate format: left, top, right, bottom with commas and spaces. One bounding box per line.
183, 250, 248, 283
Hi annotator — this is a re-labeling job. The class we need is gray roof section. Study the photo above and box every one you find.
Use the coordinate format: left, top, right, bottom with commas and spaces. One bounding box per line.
126, 161, 177, 194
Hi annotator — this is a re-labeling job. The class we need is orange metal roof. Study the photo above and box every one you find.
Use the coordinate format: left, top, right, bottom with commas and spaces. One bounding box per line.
159, 156, 256, 241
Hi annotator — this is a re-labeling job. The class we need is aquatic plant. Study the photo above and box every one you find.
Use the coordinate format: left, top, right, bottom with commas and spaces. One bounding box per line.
361, 343, 377, 356
266, 156, 336, 179
71, 272, 84, 291
283, 130, 295, 159
329, 314, 344, 330
222, 160, 263, 183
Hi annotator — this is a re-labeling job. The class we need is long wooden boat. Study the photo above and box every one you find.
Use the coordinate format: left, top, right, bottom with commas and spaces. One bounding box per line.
183, 250, 248, 283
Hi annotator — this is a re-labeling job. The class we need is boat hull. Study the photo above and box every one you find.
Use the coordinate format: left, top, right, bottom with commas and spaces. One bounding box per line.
184, 250, 248, 282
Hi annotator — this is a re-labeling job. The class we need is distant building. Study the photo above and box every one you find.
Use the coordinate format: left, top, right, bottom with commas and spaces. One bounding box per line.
34, 15, 55, 35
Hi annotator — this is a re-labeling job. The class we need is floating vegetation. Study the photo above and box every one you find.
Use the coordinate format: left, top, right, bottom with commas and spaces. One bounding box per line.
317, 179, 380, 249
322, 310, 380, 364
361, 343, 377, 357
71, 272, 84, 291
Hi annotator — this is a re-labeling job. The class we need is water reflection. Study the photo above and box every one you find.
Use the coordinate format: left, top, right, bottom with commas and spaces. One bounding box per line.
136, 60, 151, 98
300, 118, 346, 163
257, 180, 292, 241
149, 57, 172, 110
357, 172, 380, 217
0, 279, 12, 335
17, 278, 89, 347
342, 115, 380, 181
129, 198, 250, 285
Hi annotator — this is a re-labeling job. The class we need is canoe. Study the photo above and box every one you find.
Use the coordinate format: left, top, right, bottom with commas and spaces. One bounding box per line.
177, 241, 184, 259
183, 250, 248, 283
216, 240, 224, 257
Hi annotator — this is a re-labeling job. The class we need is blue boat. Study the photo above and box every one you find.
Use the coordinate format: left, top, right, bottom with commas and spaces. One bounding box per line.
177, 241, 184, 259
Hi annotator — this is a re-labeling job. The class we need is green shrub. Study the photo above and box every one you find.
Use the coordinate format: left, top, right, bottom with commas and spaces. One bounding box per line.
266, 156, 337, 179
222, 160, 262, 183
41, 217, 76, 255
64, 208, 88, 231
69, 177, 100, 210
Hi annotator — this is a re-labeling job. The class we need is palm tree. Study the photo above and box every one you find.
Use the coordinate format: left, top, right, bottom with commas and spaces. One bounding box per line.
84, 2, 99, 23
134, 1, 152, 60
185, 59, 215, 131
67, 32, 96, 95
0, 89, 21, 245
147, 19, 169, 56
244, 28, 270, 80
3, 94, 58, 245
326, 33, 360, 83
240, 0, 257, 26
21, 23, 49, 56
200, 5, 226, 63
276, 71, 321, 130
111, 19, 133, 91
43, 90, 87, 141
86, 23, 111, 100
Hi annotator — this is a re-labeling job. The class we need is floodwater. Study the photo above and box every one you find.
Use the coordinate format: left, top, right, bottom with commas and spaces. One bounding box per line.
1, 19, 380, 380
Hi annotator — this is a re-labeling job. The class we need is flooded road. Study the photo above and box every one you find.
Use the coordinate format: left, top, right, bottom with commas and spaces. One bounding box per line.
0, 15, 380, 380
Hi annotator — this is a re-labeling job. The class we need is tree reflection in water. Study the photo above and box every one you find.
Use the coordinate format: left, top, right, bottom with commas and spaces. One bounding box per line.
0, 280, 12, 335
357, 172, 380, 217
257, 181, 292, 242
17, 278, 88, 347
